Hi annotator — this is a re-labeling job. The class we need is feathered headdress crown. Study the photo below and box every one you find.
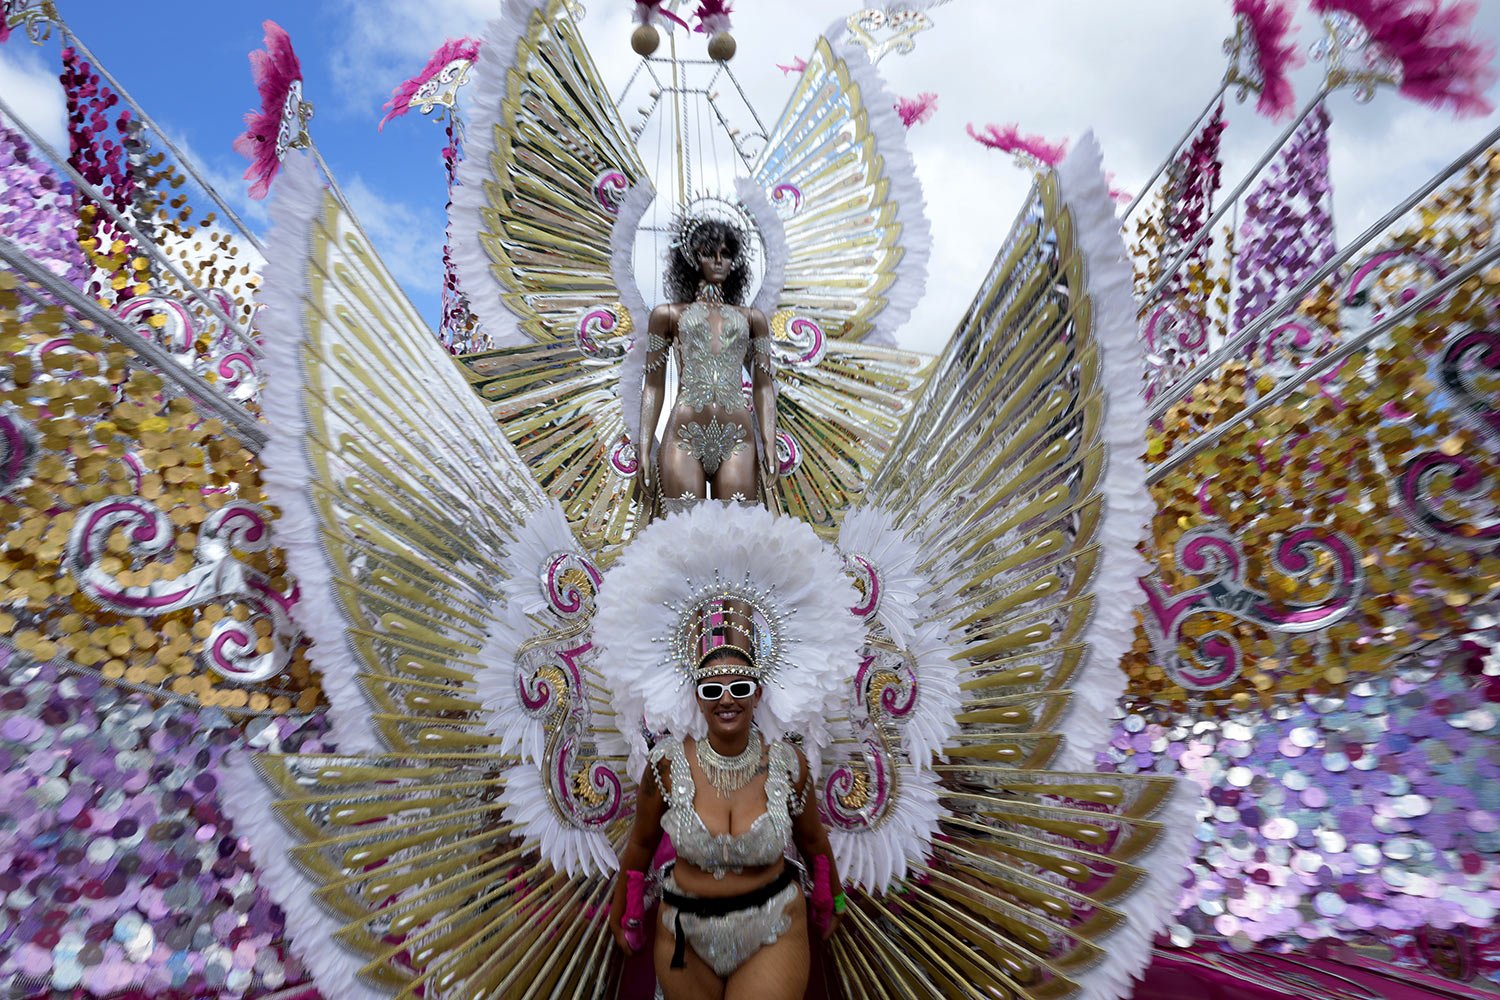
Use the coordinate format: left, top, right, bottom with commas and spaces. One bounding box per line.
669, 193, 758, 265
688, 598, 759, 678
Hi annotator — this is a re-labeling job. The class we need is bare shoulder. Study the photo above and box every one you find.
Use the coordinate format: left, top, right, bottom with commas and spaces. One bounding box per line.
649, 302, 680, 332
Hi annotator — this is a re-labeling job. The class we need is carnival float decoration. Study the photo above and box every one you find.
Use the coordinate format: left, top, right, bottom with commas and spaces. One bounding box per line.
0, 0, 1494, 996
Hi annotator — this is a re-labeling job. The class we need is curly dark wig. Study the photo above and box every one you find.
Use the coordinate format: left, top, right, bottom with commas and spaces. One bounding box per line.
664, 218, 752, 306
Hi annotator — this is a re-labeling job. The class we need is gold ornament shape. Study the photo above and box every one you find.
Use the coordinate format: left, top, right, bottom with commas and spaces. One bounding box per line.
630, 23, 660, 56
707, 31, 736, 62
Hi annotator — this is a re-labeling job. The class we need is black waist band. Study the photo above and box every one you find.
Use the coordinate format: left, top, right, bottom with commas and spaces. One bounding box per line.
661, 867, 796, 969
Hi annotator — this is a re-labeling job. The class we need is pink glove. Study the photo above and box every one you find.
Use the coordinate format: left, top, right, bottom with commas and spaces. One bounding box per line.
810, 856, 833, 935
623, 871, 647, 951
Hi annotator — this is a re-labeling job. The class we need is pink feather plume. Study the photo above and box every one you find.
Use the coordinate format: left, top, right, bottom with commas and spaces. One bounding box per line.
1311, 0, 1497, 115
692, 0, 733, 34
0, 18, 10, 45
1233, 0, 1305, 119
634, 0, 690, 29
895, 92, 939, 128
232, 20, 303, 200
622, 871, 647, 951
967, 122, 1069, 167
379, 38, 480, 130
777, 56, 808, 76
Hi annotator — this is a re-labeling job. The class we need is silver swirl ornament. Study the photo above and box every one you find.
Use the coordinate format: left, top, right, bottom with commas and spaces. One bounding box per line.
64, 497, 297, 683
0, 402, 40, 498
542, 549, 604, 620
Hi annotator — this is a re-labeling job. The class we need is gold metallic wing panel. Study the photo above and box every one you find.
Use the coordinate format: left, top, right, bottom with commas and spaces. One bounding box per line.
451, 0, 649, 347
257, 154, 551, 755
752, 35, 930, 346
774, 341, 935, 531
245, 751, 626, 1000
832, 148, 1189, 999
463, 333, 638, 553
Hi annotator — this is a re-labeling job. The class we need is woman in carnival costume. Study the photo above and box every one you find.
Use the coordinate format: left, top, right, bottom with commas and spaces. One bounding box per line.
214, 0, 1200, 997
609, 600, 842, 998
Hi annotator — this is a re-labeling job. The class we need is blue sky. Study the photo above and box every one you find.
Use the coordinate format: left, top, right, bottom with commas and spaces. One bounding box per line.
4, 1, 1500, 354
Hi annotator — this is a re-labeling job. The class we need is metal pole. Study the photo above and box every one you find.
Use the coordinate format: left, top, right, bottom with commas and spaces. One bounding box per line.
0, 233, 267, 450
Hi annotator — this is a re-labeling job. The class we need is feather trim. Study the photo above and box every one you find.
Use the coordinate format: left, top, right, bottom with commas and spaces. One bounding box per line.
254, 152, 381, 754
822, 32, 931, 348
967, 122, 1069, 166
1050, 133, 1152, 771
221, 753, 387, 1000
379, 37, 481, 130
827, 762, 943, 892
894, 91, 939, 128
1073, 780, 1198, 1000
594, 502, 863, 781
500, 761, 619, 877
1233, 0, 1304, 120
1311, 0, 1496, 115
611, 181, 655, 446
449, 0, 551, 347
233, 21, 303, 200
734, 176, 787, 317
473, 502, 585, 762
837, 505, 959, 765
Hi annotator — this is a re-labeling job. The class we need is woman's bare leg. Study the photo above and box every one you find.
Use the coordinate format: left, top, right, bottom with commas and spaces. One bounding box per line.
655, 913, 725, 1000
723, 897, 809, 1000
657, 432, 708, 514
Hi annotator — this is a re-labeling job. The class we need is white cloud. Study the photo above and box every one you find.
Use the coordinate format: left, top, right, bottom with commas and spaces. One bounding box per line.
0, 44, 67, 153
341, 173, 447, 297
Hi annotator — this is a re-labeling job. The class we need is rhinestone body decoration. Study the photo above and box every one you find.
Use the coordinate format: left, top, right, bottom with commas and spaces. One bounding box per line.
676, 416, 747, 475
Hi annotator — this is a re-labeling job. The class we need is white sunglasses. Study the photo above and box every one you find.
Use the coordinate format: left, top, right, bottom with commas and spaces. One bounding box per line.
695, 679, 759, 701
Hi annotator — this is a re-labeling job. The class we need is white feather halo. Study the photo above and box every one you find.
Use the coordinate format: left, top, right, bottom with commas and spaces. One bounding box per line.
837, 505, 961, 766
594, 503, 863, 781
825, 760, 944, 892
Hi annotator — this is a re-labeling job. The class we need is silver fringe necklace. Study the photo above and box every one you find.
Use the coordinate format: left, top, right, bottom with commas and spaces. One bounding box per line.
695, 726, 763, 798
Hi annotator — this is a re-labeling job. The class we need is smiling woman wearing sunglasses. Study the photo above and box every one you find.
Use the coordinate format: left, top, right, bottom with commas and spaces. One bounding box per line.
609, 601, 843, 1000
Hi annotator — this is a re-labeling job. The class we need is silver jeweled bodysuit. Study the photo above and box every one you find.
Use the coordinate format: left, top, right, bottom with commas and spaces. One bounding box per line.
650, 736, 806, 976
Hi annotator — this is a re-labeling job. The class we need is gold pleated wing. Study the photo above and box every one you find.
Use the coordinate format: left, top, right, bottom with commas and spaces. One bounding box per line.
818, 137, 1198, 999
227, 151, 631, 1000
449, 0, 649, 546
747, 34, 939, 530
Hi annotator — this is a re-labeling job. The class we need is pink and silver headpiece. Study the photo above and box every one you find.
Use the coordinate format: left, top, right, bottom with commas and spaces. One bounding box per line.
685, 597, 761, 679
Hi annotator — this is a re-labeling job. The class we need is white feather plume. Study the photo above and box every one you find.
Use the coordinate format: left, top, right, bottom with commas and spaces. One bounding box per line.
1050, 132, 1153, 773
594, 502, 864, 782
500, 761, 619, 879
735, 176, 787, 317
450, 0, 551, 347
820, 32, 931, 347
253, 153, 382, 755
612, 181, 656, 446
826, 762, 944, 892
221, 753, 387, 1000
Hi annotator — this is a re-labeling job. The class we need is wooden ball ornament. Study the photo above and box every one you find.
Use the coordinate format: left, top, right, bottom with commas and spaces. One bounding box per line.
631, 24, 661, 56
707, 31, 736, 62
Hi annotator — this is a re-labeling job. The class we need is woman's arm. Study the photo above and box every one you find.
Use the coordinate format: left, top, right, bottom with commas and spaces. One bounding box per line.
636, 305, 675, 500
609, 757, 668, 954
747, 308, 778, 496
789, 747, 843, 939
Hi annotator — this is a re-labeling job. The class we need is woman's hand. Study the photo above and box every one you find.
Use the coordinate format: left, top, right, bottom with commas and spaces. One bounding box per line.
608, 897, 638, 956
820, 910, 843, 941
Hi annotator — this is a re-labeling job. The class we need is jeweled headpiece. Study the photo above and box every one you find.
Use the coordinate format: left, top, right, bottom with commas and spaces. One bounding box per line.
687, 598, 760, 679
669, 194, 758, 266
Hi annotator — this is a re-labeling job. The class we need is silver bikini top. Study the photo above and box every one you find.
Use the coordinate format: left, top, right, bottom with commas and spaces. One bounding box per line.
674, 303, 752, 411
651, 735, 803, 878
